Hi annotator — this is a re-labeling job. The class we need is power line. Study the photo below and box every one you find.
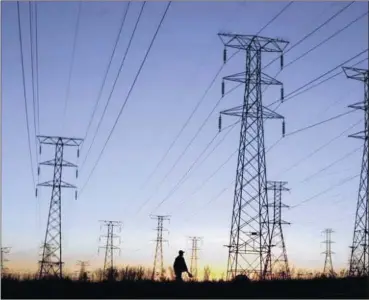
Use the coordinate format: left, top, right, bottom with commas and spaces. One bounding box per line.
181, 137, 284, 222
284, 110, 356, 137
138, 49, 240, 192
62, 2, 82, 132
137, 131, 219, 215
81, 2, 131, 149
80, 2, 146, 171
284, 10, 368, 69
178, 116, 351, 215
290, 173, 360, 210
137, 1, 254, 191
272, 57, 368, 111
192, 120, 240, 174
35, 1, 40, 134
263, 1, 355, 71
274, 119, 362, 177
28, 2, 39, 167
298, 145, 362, 185
181, 117, 361, 223
268, 50, 368, 108
17, 1, 36, 188
259, 2, 360, 103
141, 121, 240, 210
256, 2, 294, 35
79, 2, 172, 196
139, 121, 240, 214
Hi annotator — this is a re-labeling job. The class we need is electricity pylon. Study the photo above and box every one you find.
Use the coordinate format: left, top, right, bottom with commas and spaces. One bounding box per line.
76, 260, 90, 281
266, 181, 290, 279
343, 67, 369, 277
151, 215, 170, 281
322, 228, 335, 277
98, 220, 122, 281
188, 236, 202, 281
218, 33, 288, 281
1, 247, 11, 275
36, 135, 83, 279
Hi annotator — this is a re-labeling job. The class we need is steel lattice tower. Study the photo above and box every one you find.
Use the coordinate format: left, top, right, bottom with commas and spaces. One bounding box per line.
343, 67, 369, 277
218, 33, 288, 281
266, 181, 290, 279
1, 247, 11, 275
322, 228, 335, 277
151, 215, 170, 281
76, 260, 90, 281
37, 136, 83, 279
189, 236, 202, 281
98, 220, 122, 281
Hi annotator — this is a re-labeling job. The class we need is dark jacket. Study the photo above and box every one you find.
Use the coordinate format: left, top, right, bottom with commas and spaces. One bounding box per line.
173, 256, 188, 274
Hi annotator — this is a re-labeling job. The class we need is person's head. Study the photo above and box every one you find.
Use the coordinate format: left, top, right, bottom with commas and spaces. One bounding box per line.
178, 250, 184, 257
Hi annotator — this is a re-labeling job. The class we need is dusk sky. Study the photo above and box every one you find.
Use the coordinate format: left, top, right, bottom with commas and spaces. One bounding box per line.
2, 1, 368, 277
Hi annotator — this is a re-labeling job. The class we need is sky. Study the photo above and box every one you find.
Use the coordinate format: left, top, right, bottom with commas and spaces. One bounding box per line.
1, 1, 369, 278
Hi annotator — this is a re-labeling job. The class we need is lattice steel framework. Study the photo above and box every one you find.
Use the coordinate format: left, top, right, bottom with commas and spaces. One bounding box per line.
218, 33, 288, 281
343, 67, 369, 277
151, 215, 170, 281
189, 236, 202, 281
322, 228, 335, 277
1, 247, 11, 275
37, 136, 82, 279
98, 220, 122, 281
76, 260, 90, 281
266, 181, 290, 279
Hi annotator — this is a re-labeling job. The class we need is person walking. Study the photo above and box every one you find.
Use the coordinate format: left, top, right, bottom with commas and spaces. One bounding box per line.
173, 250, 192, 281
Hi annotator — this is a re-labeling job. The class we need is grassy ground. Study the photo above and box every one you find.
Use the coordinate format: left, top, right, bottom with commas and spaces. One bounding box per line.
2, 276, 368, 298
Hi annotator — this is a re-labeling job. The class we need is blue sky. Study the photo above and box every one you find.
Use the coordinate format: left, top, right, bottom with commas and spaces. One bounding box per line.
2, 1, 368, 276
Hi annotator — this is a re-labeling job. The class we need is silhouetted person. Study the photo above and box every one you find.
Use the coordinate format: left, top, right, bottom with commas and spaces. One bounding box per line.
173, 250, 192, 281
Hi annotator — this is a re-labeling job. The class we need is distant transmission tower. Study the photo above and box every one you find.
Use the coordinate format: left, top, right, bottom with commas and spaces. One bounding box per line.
188, 236, 202, 281
98, 220, 122, 281
76, 260, 90, 281
1, 247, 11, 275
343, 66, 369, 277
218, 33, 288, 281
151, 215, 170, 281
36, 135, 82, 279
266, 181, 290, 279
322, 228, 335, 277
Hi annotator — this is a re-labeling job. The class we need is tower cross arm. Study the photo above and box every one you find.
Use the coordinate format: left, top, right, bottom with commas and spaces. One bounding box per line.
223, 71, 283, 86
342, 67, 369, 82
37, 180, 77, 189
218, 33, 289, 52
348, 130, 367, 140
220, 105, 284, 120
39, 159, 77, 168
348, 101, 367, 111
37, 135, 83, 147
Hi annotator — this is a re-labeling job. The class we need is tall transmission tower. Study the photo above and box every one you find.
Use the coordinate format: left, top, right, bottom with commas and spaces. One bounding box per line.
218, 33, 288, 281
322, 228, 335, 277
36, 135, 83, 279
76, 260, 90, 281
98, 220, 122, 281
266, 181, 290, 279
343, 66, 369, 277
1, 247, 11, 275
188, 236, 202, 281
151, 215, 170, 281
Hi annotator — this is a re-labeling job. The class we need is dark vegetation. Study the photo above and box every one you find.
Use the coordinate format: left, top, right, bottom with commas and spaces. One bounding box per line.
2, 273, 368, 299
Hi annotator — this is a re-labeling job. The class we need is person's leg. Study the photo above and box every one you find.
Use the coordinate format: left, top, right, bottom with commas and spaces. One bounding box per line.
175, 272, 182, 282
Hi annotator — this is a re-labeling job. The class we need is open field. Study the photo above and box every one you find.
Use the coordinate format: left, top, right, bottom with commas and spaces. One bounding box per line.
2, 276, 368, 299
